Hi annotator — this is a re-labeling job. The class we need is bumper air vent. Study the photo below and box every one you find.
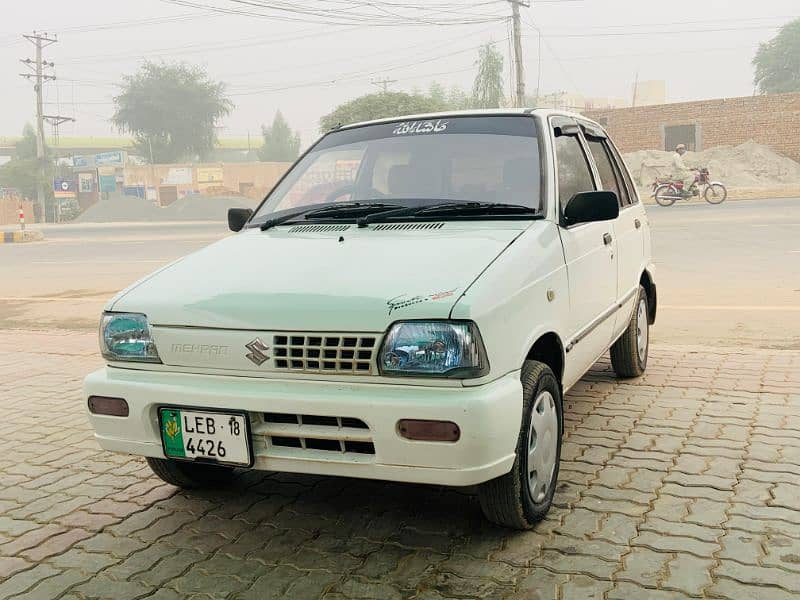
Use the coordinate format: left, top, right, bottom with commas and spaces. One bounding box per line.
254, 413, 376, 458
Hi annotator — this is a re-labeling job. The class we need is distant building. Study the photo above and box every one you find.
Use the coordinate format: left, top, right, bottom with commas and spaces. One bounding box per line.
586, 91, 800, 162
633, 80, 667, 107
535, 92, 628, 112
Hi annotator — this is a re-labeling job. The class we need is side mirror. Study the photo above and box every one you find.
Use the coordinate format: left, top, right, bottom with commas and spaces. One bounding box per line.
228, 208, 253, 232
563, 191, 619, 227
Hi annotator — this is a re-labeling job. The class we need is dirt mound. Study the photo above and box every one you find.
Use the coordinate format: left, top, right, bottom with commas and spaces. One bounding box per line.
164, 194, 260, 221
76, 193, 260, 223
623, 141, 800, 188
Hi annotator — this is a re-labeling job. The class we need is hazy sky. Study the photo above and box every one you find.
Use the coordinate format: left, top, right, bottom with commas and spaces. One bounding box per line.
1, 0, 797, 149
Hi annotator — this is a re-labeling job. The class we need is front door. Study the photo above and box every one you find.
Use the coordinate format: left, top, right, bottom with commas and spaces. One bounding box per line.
551, 119, 618, 388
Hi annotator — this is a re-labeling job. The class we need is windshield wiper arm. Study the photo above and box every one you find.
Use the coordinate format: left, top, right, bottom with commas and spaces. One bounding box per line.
259, 202, 402, 231
357, 201, 541, 227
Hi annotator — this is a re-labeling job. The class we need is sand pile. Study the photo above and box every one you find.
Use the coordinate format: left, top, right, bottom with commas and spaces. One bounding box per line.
623, 141, 800, 188
76, 193, 260, 223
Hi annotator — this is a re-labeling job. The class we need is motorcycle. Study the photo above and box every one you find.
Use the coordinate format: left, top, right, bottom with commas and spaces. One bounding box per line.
651, 167, 727, 207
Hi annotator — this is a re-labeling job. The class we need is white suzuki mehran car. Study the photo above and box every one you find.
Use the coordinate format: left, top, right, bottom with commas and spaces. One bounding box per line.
85, 109, 656, 529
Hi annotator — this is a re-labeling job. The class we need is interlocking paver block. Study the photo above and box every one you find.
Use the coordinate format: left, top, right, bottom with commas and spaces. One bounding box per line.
3, 333, 800, 599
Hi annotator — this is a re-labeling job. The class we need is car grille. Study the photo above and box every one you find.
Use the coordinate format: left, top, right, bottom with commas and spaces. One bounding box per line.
271, 334, 379, 375
252, 412, 375, 459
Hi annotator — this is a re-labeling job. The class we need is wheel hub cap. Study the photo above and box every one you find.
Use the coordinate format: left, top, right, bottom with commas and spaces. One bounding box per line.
527, 390, 558, 503
637, 297, 648, 363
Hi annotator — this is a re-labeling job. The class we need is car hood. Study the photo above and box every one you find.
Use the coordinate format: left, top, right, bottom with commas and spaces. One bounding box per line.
110, 222, 531, 332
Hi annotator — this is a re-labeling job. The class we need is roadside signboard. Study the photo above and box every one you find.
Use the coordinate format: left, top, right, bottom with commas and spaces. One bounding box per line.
95, 151, 125, 166
78, 172, 94, 192
197, 167, 223, 185
53, 177, 76, 199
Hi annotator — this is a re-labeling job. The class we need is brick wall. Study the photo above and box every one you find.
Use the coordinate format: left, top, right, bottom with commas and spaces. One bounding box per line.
586, 92, 800, 162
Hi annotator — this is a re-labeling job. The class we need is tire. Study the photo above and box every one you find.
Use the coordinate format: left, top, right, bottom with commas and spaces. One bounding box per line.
146, 457, 236, 489
611, 285, 649, 378
654, 184, 678, 207
477, 361, 562, 529
704, 183, 727, 204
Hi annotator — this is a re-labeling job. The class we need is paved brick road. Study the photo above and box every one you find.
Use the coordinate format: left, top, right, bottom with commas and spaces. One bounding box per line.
1, 330, 799, 599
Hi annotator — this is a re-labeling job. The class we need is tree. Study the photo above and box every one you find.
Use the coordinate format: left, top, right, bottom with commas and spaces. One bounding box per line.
754, 18, 800, 94
319, 91, 449, 132
111, 62, 233, 163
0, 124, 47, 200
472, 42, 504, 109
258, 111, 301, 162
15, 123, 38, 160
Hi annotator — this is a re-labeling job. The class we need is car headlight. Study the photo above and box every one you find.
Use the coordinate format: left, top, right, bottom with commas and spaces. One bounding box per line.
379, 321, 488, 378
100, 312, 161, 363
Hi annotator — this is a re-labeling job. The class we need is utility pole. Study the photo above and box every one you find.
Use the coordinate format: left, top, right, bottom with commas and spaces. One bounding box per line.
509, 0, 530, 108
20, 32, 59, 222
371, 78, 396, 93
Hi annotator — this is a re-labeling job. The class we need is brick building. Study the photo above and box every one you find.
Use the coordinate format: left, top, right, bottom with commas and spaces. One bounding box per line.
586, 92, 800, 162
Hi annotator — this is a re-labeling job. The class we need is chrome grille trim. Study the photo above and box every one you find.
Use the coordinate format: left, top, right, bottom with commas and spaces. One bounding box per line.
272, 334, 378, 375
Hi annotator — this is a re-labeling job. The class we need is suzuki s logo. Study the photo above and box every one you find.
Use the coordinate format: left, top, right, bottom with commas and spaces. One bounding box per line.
245, 338, 271, 366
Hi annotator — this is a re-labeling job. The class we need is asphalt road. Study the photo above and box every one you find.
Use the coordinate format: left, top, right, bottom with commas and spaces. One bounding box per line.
1, 197, 798, 348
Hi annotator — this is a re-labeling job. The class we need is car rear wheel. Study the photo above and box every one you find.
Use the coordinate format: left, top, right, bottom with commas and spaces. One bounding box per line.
610, 285, 649, 378
146, 457, 236, 489
477, 360, 562, 529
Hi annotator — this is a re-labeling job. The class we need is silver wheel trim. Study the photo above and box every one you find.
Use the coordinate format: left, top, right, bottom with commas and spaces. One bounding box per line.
527, 390, 559, 504
636, 297, 648, 363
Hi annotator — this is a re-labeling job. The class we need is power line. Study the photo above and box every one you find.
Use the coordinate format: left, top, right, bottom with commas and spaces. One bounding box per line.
19, 32, 74, 221
161, 0, 508, 26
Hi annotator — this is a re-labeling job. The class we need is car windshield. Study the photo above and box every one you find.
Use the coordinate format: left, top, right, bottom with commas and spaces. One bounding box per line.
251, 116, 542, 223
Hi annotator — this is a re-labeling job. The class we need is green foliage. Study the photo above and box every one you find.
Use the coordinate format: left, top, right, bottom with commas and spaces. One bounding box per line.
15, 123, 38, 160
754, 18, 800, 94
472, 42, 504, 109
319, 91, 450, 132
0, 124, 49, 199
258, 111, 301, 162
112, 61, 233, 163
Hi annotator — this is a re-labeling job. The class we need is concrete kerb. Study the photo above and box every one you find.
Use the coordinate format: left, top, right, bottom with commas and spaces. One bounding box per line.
0, 230, 45, 243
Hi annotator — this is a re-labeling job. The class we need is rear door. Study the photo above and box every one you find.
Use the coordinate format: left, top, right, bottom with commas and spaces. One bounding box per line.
581, 127, 644, 337
551, 117, 618, 387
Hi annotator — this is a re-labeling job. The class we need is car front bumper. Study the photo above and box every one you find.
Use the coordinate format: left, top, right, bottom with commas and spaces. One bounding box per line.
84, 367, 523, 487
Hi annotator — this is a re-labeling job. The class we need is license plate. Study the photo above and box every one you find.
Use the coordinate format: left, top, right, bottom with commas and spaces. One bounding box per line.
159, 408, 252, 467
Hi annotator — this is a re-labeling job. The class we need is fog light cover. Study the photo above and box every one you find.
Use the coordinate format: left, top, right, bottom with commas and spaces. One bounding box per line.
379, 321, 488, 378
88, 396, 129, 417
398, 419, 460, 442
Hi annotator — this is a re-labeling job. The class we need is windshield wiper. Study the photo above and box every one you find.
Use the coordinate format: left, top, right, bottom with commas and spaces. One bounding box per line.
356, 201, 542, 228
259, 202, 402, 231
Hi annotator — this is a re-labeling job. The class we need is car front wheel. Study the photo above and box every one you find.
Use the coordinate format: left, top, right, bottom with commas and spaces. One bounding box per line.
146, 457, 236, 489
477, 360, 562, 529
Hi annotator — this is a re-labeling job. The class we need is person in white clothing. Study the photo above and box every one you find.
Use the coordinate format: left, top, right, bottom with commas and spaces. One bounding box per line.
672, 144, 697, 196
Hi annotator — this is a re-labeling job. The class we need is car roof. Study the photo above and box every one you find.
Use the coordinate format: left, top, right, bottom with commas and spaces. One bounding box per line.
336, 107, 602, 132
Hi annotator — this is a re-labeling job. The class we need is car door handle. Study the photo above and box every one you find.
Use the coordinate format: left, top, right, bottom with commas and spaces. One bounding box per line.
603, 233, 613, 246
635, 218, 641, 229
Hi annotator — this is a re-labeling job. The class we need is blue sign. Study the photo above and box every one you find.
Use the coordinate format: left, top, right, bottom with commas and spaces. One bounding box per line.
53, 177, 76, 198
95, 151, 124, 166
73, 155, 91, 168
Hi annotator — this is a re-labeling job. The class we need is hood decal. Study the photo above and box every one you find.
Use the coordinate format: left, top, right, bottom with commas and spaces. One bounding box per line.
387, 289, 457, 316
